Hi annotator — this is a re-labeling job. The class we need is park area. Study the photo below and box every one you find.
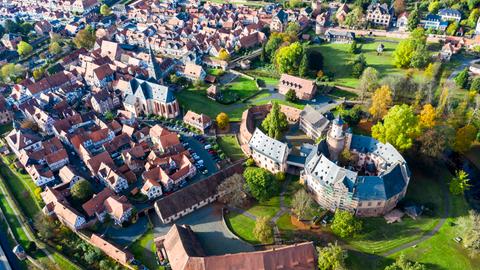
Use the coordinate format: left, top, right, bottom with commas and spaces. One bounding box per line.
311, 37, 430, 88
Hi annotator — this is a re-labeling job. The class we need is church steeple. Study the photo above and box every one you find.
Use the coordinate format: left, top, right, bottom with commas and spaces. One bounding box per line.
147, 46, 161, 82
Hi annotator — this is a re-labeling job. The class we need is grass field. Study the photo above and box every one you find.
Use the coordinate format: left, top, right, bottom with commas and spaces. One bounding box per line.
223, 76, 259, 99
310, 38, 426, 88
0, 156, 42, 219
130, 229, 162, 270
248, 196, 281, 219
225, 212, 259, 244
217, 135, 245, 161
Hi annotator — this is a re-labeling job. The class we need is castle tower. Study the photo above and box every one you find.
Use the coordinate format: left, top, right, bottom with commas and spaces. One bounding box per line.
327, 116, 346, 161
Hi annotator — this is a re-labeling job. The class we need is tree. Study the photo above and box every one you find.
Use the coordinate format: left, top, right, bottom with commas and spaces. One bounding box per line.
104, 111, 114, 121
71, 179, 93, 202
261, 102, 288, 139
428, 1, 441, 14
446, 21, 459, 36
4, 19, 20, 34
216, 112, 229, 130
275, 42, 304, 75
393, 0, 406, 15
331, 210, 362, 238
351, 54, 367, 78
384, 254, 426, 270
371, 104, 420, 151
34, 213, 57, 240
286, 22, 301, 33
455, 68, 470, 89
471, 77, 480, 92
317, 242, 347, 270
393, 40, 416, 68
17, 41, 33, 57
358, 67, 379, 100
218, 48, 230, 61
344, 7, 363, 29
457, 210, 480, 255
253, 216, 273, 243
449, 170, 471, 196
407, 8, 420, 32
410, 45, 429, 69
419, 104, 436, 129
100, 4, 112, 16
285, 89, 298, 102
349, 40, 358, 54
424, 62, 442, 80
467, 8, 480, 27
291, 189, 315, 220
217, 174, 249, 208
416, 126, 453, 159
49, 42, 62, 55
369, 85, 393, 120
453, 124, 478, 153
265, 33, 284, 60
32, 68, 44, 80
243, 167, 278, 202
73, 26, 96, 49
393, 29, 427, 69
298, 52, 308, 77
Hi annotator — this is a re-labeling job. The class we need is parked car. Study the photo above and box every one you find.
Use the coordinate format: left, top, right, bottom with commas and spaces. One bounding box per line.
204, 144, 212, 150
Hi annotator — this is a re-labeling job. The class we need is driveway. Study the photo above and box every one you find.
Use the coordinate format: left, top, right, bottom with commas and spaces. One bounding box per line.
151, 203, 254, 255
102, 216, 149, 248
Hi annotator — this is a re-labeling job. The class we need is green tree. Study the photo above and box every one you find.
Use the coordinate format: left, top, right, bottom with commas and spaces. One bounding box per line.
407, 8, 420, 32
317, 242, 347, 270
275, 42, 304, 75
468, 9, 480, 27
385, 254, 426, 270
19, 22, 33, 35
371, 104, 420, 151
71, 179, 93, 202
253, 216, 273, 243
344, 7, 363, 29
393, 39, 416, 68
4, 19, 20, 33
455, 68, 470, 89
261, 102, 288, 139
446, 21, 459, 36
49, 42, 62, 55
73, 25, 96, 49
104, 111, 114, 121
291, 189, 315, 220
331, 210, 362, 238
410, 45, 429, 69
285, 89, 298, 102
428, 1, 441, 13
265, 33, 284, 60
298, 52, 308, 77
0, 63, 25, 82
32, 68, 44, 80
351, 54, 367, 78
349, 40, 358, 54
393, 29, 427, 68
358, 67, 379, 100
453, 124, 478, 153
34, 213, 57, 240
17, 41, 33, 56
286, 22, 301, 33
100, 4, 112, 16
471, 77, 480, 92
243, 167, 278, 202
457, 210, 480, 255
449, 170, 471, 196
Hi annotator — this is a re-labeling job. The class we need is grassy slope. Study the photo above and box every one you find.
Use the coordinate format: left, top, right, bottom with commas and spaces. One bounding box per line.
225, 212, 259, 244
217, 135, 245, 161
130, 229, 162, 270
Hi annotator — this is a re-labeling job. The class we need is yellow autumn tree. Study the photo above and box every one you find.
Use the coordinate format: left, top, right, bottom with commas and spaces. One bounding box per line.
436, 88, 449, 117
419, 103, 436, 129
216, 112, 230, 130
369, 85, 392, 120
218, 49, 230, 61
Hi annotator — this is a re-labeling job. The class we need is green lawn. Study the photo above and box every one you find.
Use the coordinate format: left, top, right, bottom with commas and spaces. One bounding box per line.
347, 162, 446, 254
223, 76, 259, 99
130, 229, 161, 270
0, 156, 42, 219
310, 38, 425, 88
0, 123, 12, 136
207, 68, 224, 76
225, 212, 259, 244
247, 196, 281, 219
217, 135, 245, 161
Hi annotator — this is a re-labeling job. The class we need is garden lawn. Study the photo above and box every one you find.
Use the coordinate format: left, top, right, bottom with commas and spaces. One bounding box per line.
393, 189, 480, 270
130, 229, 162, 270
217, 135, 245, 161
176, 88, 247, 121
0, 156, 42, 219
223, 76, 259, 99
310, 38, 415, 88
247, 196, 281, 219
225, 212, 259, 244
346, 161, 446, 254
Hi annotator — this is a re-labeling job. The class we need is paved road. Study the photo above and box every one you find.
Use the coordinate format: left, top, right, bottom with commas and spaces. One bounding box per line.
0, 242, 12, 270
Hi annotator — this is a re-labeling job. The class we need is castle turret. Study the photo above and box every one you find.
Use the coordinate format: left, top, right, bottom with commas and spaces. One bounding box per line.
327, 116, 346, 160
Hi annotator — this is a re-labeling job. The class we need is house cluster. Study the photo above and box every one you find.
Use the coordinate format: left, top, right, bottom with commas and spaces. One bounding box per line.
0, 0, 100, 21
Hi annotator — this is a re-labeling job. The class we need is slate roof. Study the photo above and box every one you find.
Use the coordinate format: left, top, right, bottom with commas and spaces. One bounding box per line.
355, 163, 408, 200
128, 78, 175, 103
248, 128, 288, 163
